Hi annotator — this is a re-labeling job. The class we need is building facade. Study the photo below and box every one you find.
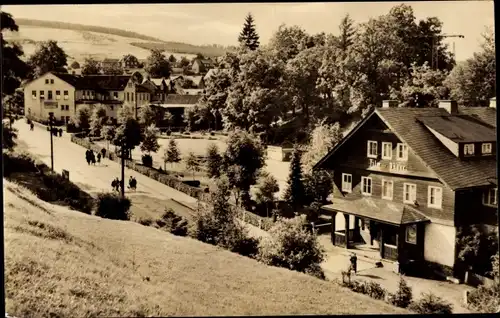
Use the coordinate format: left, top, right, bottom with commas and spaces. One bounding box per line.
314, 99, 497, 277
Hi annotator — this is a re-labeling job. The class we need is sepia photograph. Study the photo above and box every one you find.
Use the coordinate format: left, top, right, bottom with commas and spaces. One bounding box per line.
1, 1, 498, 316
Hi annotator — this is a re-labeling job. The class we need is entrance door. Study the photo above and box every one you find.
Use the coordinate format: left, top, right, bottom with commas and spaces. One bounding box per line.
359, 218, 372, 245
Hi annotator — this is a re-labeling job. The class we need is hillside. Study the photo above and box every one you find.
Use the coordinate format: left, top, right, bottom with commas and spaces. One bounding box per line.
3, 179, 408, 317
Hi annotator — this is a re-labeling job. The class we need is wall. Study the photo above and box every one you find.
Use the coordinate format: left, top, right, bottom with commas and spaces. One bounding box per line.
424, 222, 456, 267
455, 188, 498, 227
266, 146, 293, 162
24, 73, 75, 122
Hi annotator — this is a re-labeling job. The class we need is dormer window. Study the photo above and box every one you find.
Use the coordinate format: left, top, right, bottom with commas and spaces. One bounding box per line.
464, 144, 475, 156
483, 188, 497, 207
367, 141, 378, 158
396, 143, 408, 161
482, 143, 492, 155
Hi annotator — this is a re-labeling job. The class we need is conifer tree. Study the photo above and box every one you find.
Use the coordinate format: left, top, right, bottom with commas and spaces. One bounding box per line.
238, 13, 260, 51
206, 143, 222, 178
283, 146, 305, 210
163, 138, 181, 170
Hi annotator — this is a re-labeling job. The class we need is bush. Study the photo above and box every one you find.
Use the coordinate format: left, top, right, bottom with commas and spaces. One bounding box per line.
137, 217, 154, 226
141, 154, 153, 167
466, 283, 500, 313
3, 151, 37, 176
257, 216, 325, 279
182, 180, 201, 187
387, 275, 413, 308
408, 292, 453, 314
157, 208, 188, 236
95, 193, 131, 220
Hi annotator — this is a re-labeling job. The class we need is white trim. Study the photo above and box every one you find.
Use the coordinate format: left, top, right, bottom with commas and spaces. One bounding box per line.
382, 142, 392, 159
361, 176, 372, 196
367, 140, 378, 158
405, 224, 417, 244
381, 179, 394, 200
396, 143, 408, 161
481, 143, 492, 155
464, 143, 475, 156
403, 183, 417, 204
482, 188, 498, 207
341, 173, 353, 193
427, 186, 443, 209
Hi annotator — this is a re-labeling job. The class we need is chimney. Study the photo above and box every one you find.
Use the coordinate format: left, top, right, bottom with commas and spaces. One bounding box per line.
490, 97, 496, 109
382, 100, 398, 108
438, 100, 458, 115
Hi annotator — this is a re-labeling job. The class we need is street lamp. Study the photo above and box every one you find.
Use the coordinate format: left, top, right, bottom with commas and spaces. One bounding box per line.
48, 114, 55, 171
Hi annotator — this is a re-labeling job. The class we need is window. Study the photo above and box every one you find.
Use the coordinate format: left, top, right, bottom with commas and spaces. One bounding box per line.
110, 105, 114, 111
341, 173, 352, 193
361, 177, 372, 196
382, 180, 394, 200
405, 224, 417, 244
65, 105, 69, 111
64, 90, 69, 100
32, 90, 37, 99
403, 183, 417, 204
61, 116, 64, 122
56, 90, 61, 100
367, 141, 378, 158
40, 90, 45, 99
47, 91, 53, 100
483, 188, 497, 207
397, 143, 408, 160
126, 92, 130, 101
45, 79, 49, 84
132, 93, 134, 101
428, 186, 443, 209
66, 116, 70, 123
61, 105, 64, 111
50, 79, 54, 84
482, 143, 492, 155
382, 142, 392, 159
464, 144, 475, 156
113, 92, 118, 99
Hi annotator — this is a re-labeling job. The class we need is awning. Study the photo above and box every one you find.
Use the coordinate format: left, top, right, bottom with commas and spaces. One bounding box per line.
321, 197, 430, 226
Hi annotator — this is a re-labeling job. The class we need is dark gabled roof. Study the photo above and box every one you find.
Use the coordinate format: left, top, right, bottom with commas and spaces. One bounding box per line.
102, 58, 120, 63
315, 107, 497, 190
416, 114, 496, 142
164, 94, 201, 105
82, 75, 131, 91
322, 197, 430, 225
458, 106, 497, 128
136, 84, 153, 93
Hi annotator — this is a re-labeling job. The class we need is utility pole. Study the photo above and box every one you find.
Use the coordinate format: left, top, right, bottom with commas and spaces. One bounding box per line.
121, 141, 126, 198
48, 113, 55, 171
421, 34, 465, 70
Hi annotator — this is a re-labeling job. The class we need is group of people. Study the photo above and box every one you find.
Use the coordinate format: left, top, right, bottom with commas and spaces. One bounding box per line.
111, 176, 137, 192
85, 149, 101, 165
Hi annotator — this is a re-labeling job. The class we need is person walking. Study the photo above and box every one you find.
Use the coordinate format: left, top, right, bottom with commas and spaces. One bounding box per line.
90, 151, 96, 165
30, 122, 34, 131
111, 178, 117, 192
96, 152, 101, 165
58, 128, 63, 137
349, 252, 358, 275
101, 148, 106, 160
115, 177, 121, 192
85, 149, 91, 165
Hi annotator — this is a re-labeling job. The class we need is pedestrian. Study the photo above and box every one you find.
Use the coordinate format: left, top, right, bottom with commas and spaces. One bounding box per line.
131, 177, 137, 191
90, 152, 96, 165
115, 177, 121, 192
97, 152, 101, 164
58, 128, 63, 137
85, 150, 91, 165
111, 179, 117, 192
101, 148, 106, 159
30, 123, 34, 131
350, 252, 358, 275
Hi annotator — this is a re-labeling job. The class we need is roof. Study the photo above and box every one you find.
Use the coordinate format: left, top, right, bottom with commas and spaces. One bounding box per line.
416, 114, 496, 142
164, 94, 201, 105
136, 84, 152, 93
181, 89, 205, 95
149, 78, 165, 86
102, 58, 120, 63
315, 106, 497, 190
184, 75, 204, 87
458, 106, 497, 128
322, 197, 430, 225
51, 73, 131, 91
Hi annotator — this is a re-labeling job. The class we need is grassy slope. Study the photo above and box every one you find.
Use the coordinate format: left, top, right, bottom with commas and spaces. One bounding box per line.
4, 179, 409, 317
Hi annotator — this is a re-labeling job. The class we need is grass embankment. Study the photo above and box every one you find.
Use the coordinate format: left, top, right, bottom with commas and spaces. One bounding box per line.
4, 179, 409, 317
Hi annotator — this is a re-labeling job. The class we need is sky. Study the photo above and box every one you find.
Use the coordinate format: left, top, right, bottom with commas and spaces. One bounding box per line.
2, 1, 495, 61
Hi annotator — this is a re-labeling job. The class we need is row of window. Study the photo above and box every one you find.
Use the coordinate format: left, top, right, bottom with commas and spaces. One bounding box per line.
32, 90, 69, 100
367, 141, 408, 161
341, 173, 443, 209
60, 105, 70, 111
45, 79, 55, 84
125, 92, 150, 102
464, 143, 492, 156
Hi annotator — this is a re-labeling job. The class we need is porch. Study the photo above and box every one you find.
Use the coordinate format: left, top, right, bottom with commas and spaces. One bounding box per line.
321, 197, 430, 267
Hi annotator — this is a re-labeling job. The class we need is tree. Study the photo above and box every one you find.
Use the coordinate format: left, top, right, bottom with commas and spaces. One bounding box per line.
2, 125, 17, 151
27, 40, 68, 78
197, 69, 232, 130
238, 13, 260, 51
102, 63, 124, 75
284, 146, 305, 210
89, 105, 107, 136
140, 124, 160, 154
168, 54, 177, 63
100, 123, 116, 152
335, 14, 357, 53
388, 276, 413, 308
444, 26, 496, 106
255, 172, 280, 217
178, 56, 190, 68
206, 143, 222, 178
185, 151, 200, 180
138, 104, 156, 127
163, 111, 174, 130
163, 138, 181, 170
400, 62, 448, 108
222, 130, 266, 203
3, 89, 24, 116
304, 170, 332, 206
195, 53, 205, 60
268, 24, 310, 62
1, 12, 31, 97
75, 105, 91, 131
145, 49, 172, 78
301, 120, 342, 174
257, 216, 325, 279
113, 115, 143, 159
70, 61, 80, 69
81, 57, 102, 75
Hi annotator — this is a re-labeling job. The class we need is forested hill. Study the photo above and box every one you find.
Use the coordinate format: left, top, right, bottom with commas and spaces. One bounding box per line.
16, 18, 165, 42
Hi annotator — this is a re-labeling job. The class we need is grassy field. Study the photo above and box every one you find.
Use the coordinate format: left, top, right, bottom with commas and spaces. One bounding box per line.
4, 179, 409, 317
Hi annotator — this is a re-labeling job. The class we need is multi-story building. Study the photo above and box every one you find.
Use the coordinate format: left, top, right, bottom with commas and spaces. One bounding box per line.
314, 99, 497, 277
191, 58, 214, 74
24, 71, 154, 124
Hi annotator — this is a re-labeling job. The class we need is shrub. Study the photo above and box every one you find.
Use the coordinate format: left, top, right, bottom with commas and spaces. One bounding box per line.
137, 217, 154, 226
182, 180, 201, 187
387, 275, 413, 308
257, 216, 325, 279
141, 154, 153, 167
3, 151, 37, 176
95, 193, 131, 220
157, 208, 188, 236
408, 292, 453, 314
466, 283, 500, 313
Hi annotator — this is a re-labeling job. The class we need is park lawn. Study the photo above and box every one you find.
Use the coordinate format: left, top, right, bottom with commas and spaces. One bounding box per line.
4, 179, 409, 317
